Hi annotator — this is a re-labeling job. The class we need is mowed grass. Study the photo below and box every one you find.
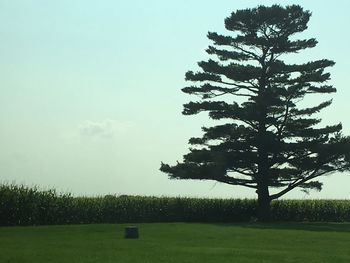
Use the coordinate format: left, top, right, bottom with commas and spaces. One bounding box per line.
1, 223, 350, 263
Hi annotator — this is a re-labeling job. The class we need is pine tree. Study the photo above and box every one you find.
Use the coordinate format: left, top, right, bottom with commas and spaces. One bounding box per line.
160, 5, 350, 221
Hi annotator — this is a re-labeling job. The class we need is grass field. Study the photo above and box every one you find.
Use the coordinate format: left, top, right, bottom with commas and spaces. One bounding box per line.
1, 223, 350, 263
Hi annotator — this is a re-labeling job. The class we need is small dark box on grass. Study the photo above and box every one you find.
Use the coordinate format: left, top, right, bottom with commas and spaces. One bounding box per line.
124, 226, 139, 239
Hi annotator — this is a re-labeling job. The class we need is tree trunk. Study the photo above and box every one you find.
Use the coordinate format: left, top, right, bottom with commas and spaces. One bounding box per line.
257, 194, 271, 222
256, 66, 271, 222
257, 186, 271, 222
256, 136, 271, 222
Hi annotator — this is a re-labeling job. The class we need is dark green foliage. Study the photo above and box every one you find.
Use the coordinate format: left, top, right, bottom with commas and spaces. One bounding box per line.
161, 4, 350, 220
1, 184, 350, 226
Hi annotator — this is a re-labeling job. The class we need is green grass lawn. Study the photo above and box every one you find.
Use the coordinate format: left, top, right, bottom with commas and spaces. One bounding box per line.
1, 223, 350, 263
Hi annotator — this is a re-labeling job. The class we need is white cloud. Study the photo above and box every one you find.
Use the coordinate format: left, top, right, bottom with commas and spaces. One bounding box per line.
79, 119, 132, 139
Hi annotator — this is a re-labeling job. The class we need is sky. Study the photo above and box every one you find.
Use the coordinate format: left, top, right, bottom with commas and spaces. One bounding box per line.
1, 0, 350, 199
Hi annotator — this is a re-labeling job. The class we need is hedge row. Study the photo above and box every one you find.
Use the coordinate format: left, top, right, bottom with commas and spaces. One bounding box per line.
1, 184, 349, 226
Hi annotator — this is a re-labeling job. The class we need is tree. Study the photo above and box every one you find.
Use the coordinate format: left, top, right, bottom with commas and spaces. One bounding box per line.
160, 4, 350, 221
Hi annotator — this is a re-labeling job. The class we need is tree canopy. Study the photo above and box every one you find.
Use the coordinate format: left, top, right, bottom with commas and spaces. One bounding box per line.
160, 4, 350, 220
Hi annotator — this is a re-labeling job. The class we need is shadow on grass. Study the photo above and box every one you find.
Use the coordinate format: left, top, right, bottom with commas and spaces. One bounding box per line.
215, 222, 350, 233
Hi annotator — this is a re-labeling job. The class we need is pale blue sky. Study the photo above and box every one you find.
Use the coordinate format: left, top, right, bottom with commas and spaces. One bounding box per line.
1, 0, 349, 198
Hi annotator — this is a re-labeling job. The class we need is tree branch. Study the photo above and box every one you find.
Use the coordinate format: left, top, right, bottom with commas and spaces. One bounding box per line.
217, 177, 257, 189
217, 80, 259, 93
270, 168, 336, 200
227, 167, 256, 176
233, 43, 261, 61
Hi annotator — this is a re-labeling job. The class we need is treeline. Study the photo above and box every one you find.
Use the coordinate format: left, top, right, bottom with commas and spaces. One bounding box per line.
1, 184, 349, 226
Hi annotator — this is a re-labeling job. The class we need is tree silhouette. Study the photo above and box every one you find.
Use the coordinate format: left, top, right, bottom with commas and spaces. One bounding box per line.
161, 5, 350, 221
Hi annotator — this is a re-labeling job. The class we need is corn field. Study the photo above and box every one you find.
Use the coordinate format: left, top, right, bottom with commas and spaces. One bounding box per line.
0, 183, 349, 226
